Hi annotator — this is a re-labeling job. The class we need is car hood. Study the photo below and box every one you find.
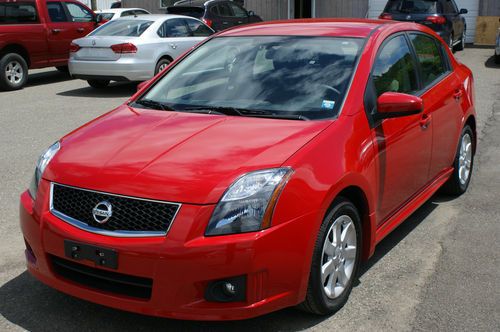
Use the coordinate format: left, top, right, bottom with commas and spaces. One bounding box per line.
45, 105, 330, 204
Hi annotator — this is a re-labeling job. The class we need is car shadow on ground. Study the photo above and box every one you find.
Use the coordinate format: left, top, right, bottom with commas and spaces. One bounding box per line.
0, 70, 73, 93
485, 55, 500, 69
57, 82, 138, 99
0, 198, 441, 332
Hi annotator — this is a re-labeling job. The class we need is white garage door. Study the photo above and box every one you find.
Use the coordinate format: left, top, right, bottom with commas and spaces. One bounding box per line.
368, 0, 479, 43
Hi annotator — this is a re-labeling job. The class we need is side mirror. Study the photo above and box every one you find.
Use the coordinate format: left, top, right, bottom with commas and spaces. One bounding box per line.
248, 10, 255, 16
376, 92, 423, 119
459, 8, 468, 14
137, 79, 151, 92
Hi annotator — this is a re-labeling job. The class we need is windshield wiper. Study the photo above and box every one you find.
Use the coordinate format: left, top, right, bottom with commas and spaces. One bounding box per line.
133, 99, 177, 112
181, 106, 308, 121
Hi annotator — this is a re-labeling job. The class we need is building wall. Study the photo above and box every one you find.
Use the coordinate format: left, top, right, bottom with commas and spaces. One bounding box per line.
244, 0, 288, 21
479, 0, 500, 16
122, 0, 170, 13
78, 0, 116, 11
315, 0, 368, 18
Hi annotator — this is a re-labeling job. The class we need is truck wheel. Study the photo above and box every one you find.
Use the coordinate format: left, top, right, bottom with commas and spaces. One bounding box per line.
87, 79, 110, 89
56, 66, 69, 73
0, 53, 28, 91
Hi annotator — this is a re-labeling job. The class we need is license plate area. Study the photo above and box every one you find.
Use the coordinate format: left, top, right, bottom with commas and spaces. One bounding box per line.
64, 240, 118, 269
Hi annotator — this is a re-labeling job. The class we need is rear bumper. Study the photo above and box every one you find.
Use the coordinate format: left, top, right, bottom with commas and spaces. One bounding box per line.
68, 57, 154, 82
20, 180, 316, 320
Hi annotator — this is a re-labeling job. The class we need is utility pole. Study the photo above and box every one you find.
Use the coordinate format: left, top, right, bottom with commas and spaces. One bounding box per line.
91, 0, 97, 10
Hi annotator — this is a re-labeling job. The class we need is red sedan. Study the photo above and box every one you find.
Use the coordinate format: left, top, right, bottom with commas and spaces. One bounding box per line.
20, 19, 476, 320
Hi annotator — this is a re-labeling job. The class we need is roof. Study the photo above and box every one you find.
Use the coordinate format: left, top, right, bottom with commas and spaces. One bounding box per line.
96, 8, 149, 14
112, 14, 188, 21
172, 0, 225, 8
218, 18, 399, 39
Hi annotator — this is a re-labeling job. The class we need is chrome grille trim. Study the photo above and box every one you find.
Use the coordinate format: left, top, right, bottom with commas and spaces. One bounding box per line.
49, 182, 181, 238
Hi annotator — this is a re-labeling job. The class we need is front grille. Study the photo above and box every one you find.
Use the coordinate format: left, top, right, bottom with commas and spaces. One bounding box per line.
50, 183, 180, 236
50, 255, 152, 300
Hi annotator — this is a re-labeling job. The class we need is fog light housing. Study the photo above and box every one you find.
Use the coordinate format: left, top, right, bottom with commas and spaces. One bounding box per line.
205, 275, 246, 302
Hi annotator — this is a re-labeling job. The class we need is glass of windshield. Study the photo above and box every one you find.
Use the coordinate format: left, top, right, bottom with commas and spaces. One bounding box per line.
99, 13, 115, 20
385, 0, 439, 14
140, 36, 364, 120
90, 19, 153, 37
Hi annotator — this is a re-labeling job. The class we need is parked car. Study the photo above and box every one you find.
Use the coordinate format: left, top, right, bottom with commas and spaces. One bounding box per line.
95, 8, 150, 24
495, 27, 500, 64
110, 1, 121, 9
0, 0, 98, 90
167, 0, 262, 31
21, 19, 476, 320
379, 0, 467, 51
68, 15, 214, 88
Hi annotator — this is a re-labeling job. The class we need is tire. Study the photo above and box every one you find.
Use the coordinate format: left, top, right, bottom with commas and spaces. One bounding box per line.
155, 58, 171, 75
298, 197, 362, 315
56, 66, 69, 73
0, 53, 28, 91
87, 79, 110, 89
495, 53, 500, 64
442, 125, 474, 195
456, 30, 465, 51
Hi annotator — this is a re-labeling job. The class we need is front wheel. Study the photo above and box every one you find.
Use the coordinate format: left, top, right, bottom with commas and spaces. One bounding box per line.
87, 79, 110, 89
442, 125, 474, 195
0, 53, 28, 91
298, 198, 362, 315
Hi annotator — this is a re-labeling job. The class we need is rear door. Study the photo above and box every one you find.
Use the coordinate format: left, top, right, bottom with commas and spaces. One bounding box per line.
214, 3, 237, 30
443, 0, 463, 41
227, 2, 250, 26
156, 18, 193, 59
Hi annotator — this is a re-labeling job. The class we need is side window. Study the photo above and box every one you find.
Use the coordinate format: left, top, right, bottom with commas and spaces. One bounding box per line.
442, 0, 457, 14
228, 3, 247, 18
210, 5, 219, 16
185, 19, 213, 37
372, 35, 418, 96
409, 33, 448, 87
157, 19, 190, 38
135, 10, 149, 15
0, 3, 38, 24
47, 2, 69, 22
218, 3, 233, 17
121, 11, 134, 17
65, 2, 93, 22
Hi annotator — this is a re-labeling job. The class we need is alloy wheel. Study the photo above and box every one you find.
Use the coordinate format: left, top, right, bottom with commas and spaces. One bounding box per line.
5, 60, 23, 85
458, 133, 472, 185
321, 215, 357, 299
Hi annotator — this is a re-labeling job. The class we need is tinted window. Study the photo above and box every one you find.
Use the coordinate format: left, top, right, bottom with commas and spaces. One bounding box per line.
228, 3, 247, 18
185, 19, 213, 36
47, 2, 69, 22
442, 0, 458, 14
0, 3, 38, 24
158, 18, 190, 38
385, 0, 439, 14
218, 4, 233, 17
65, 2, 93, 22
372, 35, 418, 96
409, 34, 447, 86
141, 36, 363, 120
134, 10, 149, 15
99, 12, 115, 20
90, 19, 153, 36
166, 6, 204, 19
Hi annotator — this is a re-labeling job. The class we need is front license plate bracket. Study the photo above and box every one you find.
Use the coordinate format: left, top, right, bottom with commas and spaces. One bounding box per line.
64, 240, 118, 269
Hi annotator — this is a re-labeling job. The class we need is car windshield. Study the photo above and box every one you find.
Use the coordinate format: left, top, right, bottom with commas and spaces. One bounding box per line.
385, 0, 439, 14
90, 19, 153, 37
139, 36, 364, 120
99, 12, 115, 20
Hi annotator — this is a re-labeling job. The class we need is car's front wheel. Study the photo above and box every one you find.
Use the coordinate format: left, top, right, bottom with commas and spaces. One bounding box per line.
442, 125, 474, 195
87, 79, 110, 89
298, 197, 362, 315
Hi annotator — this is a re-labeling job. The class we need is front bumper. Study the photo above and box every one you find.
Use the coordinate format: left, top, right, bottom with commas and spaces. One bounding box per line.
68, 56, 154, 82
20, 180, 316, 320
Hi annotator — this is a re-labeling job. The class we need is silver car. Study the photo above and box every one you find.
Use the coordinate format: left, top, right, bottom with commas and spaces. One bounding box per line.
69, 15, 214, 88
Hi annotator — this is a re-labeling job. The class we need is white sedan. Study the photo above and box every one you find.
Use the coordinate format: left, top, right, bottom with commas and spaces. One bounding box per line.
69, 15, 214, 88
95, 8, 150, 22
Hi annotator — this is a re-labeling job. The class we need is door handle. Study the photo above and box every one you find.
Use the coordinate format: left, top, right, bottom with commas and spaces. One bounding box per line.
222, 21, 229, 25
419, 114, 431, 129
52, 28, 61, 34
453, 89, 463, 101
77, 27, 85, 33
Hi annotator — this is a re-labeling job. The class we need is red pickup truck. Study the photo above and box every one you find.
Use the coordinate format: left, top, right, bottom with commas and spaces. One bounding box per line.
0, 0, 97, 90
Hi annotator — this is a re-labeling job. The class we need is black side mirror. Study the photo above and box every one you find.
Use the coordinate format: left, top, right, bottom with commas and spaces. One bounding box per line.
459, 8, 468, 14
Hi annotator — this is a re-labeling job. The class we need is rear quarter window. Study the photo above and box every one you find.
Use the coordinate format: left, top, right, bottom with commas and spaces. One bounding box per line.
90, 19, 153, 37
0, 2, 38, 24
385, 0, 439, 14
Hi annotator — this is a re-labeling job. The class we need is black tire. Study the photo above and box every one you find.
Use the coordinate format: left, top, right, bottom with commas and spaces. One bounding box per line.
456, 30, 465, 51
495, 53, 500, 64
0, 53, 28, 91
298, 197, 362, 315
56, 66, 69, 73
442, 125, 474, 196
155, 58, 171, 75
87, 79, 110, 89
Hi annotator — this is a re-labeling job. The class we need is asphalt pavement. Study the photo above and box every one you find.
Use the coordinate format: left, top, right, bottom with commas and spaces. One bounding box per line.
0, 48, 498, 331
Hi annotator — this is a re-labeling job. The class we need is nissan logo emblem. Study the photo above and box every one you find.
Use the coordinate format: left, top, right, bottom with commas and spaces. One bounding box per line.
92, 201, 113, 224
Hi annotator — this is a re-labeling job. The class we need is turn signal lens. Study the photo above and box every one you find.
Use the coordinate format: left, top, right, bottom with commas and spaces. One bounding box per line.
69, 43, 81, 53
110, 43, 137, 54
379, 13, 393, 20
426, 15, 446, 24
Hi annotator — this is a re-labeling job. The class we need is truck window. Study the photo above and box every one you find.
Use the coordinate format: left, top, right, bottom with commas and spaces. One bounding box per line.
65, 2, 93, 22
47, 2, 69, 22
0, 2, 38, 24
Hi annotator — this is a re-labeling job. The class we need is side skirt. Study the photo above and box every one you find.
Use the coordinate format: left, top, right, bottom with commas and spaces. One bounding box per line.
374, 168, 453, 244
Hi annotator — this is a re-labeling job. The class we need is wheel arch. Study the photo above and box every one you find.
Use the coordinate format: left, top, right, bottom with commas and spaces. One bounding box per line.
0, 44, 30, 67
465, 115, 477, 154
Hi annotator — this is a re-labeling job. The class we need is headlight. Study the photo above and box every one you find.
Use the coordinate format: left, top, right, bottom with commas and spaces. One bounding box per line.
28, 142, 60, 199
205, 167, 293, 236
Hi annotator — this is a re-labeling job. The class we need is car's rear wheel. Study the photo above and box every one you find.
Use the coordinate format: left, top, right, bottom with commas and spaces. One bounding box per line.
442, 125, 474, 195
0, 53, 28, 91
155, 58, 171, 75
87, 79, 110, 89
298, 197, 361, 315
